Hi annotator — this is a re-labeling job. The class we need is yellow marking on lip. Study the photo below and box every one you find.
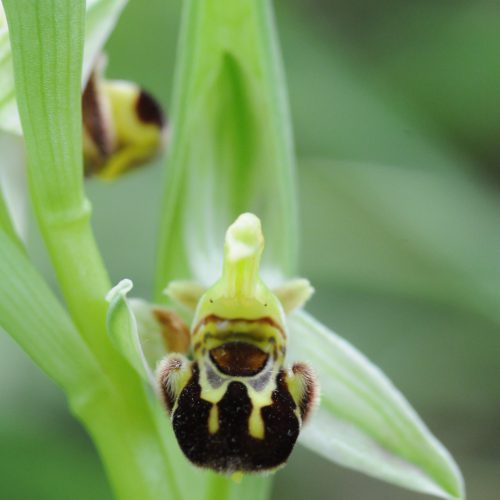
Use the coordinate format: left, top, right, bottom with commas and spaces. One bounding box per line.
208, 404, 219, 434
248, 405, 265, 440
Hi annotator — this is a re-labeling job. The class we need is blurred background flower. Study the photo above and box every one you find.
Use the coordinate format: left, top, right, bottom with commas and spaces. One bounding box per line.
0, 0, 498, 499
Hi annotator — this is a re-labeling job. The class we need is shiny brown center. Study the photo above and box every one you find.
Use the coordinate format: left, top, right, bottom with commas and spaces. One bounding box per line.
209, 342, 269, 377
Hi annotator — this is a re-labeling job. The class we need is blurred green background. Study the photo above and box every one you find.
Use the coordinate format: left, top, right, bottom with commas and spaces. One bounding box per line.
1, 0, 499, 498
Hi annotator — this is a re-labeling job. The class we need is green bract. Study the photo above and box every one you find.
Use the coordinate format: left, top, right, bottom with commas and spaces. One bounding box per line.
155, 0, 297, 292
0, 0, 465, 499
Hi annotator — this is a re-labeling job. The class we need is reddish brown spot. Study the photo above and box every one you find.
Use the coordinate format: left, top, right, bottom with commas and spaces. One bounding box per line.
153, 309, 191, 354
136, 89, 165, 127
210, 342, 269, 377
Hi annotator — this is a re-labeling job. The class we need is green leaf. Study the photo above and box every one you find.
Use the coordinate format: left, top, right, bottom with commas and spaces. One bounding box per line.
0, 0, 128, 135
155, 0, 297, 294
106, 279, 156, 384
0, 229, 101, 401
289, 311, 464, 499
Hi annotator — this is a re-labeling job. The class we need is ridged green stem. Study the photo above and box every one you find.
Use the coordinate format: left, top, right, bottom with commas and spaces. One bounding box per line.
2, 1, 183, 498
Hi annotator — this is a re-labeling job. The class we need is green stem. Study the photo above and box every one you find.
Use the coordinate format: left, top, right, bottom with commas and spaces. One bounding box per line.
3, 2, 185, 499
205, 473, 231, 500
71, 382, 184, 500
3, 0, 113, 360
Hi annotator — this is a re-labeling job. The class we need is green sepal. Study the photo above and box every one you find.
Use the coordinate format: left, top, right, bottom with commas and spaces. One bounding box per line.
106, 279, 156, 385
289, 311, 465, 500
155, 0, 297, 295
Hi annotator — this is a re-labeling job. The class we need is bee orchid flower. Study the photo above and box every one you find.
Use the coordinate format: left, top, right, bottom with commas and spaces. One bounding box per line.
108, 211, 463, 498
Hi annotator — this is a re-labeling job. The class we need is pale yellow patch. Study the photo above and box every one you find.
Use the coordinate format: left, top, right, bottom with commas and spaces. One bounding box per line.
208, 404, 219, 434
231, 472, 244, 484
248, 404, 265, 440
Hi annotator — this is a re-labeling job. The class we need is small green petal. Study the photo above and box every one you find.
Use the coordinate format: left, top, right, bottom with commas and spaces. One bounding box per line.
164, 280, 207, 312
128, 298, 171, 370
273, 278, 314, 313
106, 279, 155, 385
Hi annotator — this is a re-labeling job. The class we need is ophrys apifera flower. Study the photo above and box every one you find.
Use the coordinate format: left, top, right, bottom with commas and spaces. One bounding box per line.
107, 212, 463, 498
156, 213, 318, 473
